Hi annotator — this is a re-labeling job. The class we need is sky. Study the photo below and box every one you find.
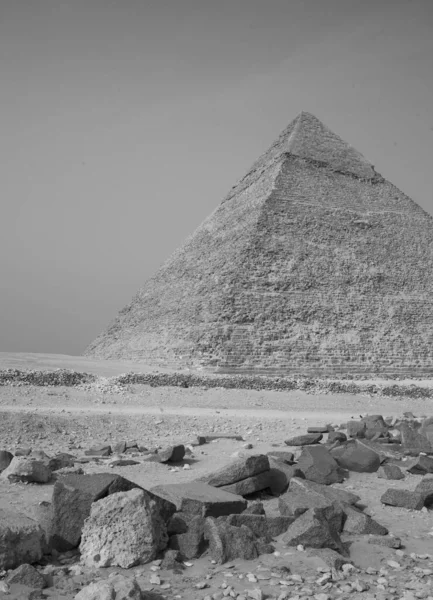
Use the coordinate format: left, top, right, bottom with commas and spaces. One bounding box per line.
1, 0, 432, 355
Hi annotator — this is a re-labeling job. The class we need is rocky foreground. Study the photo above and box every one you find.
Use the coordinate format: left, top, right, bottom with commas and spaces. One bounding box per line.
0, 411, 433, 599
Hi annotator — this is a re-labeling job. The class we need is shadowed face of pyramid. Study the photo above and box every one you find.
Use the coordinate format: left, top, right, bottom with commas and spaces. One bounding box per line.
86, 112, 433, 377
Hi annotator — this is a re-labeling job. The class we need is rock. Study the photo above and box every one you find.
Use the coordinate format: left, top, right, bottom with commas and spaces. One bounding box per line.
399, 423, 432, 455
15, 447, 32, 456
243, 502, 266, 515
220, 471, 273, 496
307, 426, 330, 433
380, 488, 425, 510
367, 535, 402, 548
48, 453, 75, 472
414, 475, 433, 504
204, 518, 260, 563
420, 417, 433, 444
169, 515, 207, 559
199, 455, 270, 487
80, 488, 168, 568
112, 441, 127, 454
150, 482, 247, 516
330, 439, 381, 473
6, 564, 46, 589
0, 509, 45, 569
282, 507, 347, 555
109, 459, 140, 467
0, 450, 13, 472
406, 455, 433, 475
266, 451, 294, 463
51, 473, 174, 551
279, 488, 333, 519
296, 445, 344, 485
285, 433, 323, 446
346, 421, 366, 438
74, 575, 142, 600
84, 445, 112, 457
288, 477, 360, 507
267, 458, 304, 495
226, 514, 294, 539
377, 464, 405, 480
327, 432, 347, 444
306, 548, 350, 570
0, 457, 51, 483
342, 506, 388, 535
158, 444, 185, 463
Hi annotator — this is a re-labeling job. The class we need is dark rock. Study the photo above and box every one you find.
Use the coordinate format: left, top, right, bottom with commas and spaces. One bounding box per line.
267, 457, 304, 495
399, 423, 432, 455
377, 464, 405, 480
0, 450, 13, 472
158, 444, 186, 463
380, 488, 425, 510
151, 482, 247, 517
306, 548, 351, 570
266, 451, 294, 463
343, 506, 388, 535
15, 447, 32, 456
226, 514, 294, 539
112, 441, 127, 454
331, 439, 381, 473
327, 432, 347, 444
0, 509, 45, 570
6, 564, 46, 589
204, 518, 260, 563
279, 489, 333, 519
84, 445, 111, 457
285, 433, 323, 446
420, 417, 433, 444
243, 502, 266, 515
199, 454, 270, 487
296, 445, 344, 485
169, 515, 207, 560
406, 455, 433, 475
220, 470, 273, 496
48, 454, 75, 472
346, 421, 366, 438
109, 459, 140, 467
161, 549, 185, 570
282, 507, 347, 555
1, 457, 51, 483
288, 477, 360, 506
367, 535, 402, 548
414, 476, 433, 506
307, 426, 330, 433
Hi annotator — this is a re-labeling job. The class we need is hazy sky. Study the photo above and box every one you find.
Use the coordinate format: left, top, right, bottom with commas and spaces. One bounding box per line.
1, 0, 432, 355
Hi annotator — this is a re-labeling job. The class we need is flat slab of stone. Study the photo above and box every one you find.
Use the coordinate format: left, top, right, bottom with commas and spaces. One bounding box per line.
220, 471, 273, 497
285, 433, 323, 446
288, 477, 360, 506
150, 481, 247, 517
199, 454, 270, 487
380, 488, 425, 510
331, 440, 381, 473
307, 426, 330, 434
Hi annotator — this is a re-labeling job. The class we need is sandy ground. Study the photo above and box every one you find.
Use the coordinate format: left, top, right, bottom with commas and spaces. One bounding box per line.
1, 354, 433, 598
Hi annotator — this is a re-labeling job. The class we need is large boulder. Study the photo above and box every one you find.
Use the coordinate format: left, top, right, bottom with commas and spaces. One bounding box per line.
420, 417, 433, 444
267, 457, 304, 495
296, 445, 344, 485
282, 507, 347, 555
199, 455, 270, 487
406, 455, 433, 475
330, 440, 381, 473
150, 481, 246, 517
279, 488, 333, 519
0, 450, 13, 472
74, 575, 143, 600
6, 563, 46, 589
0, 456, 51, 483
399, 423, 432, 455
0, 509, 45, 570
157, 444, 185, 463
288, 477, 360, 507
80, 488, 168, 568
169, 515, 207, 560
50, 473, 174, 551
342, 506, 388, 535
204, 518, 270, 563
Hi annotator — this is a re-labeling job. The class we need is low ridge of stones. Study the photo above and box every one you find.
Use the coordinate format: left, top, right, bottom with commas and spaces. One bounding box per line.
0, 413, 433, 599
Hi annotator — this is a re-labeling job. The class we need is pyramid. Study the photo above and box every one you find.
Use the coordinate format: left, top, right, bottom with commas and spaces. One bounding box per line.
85, 112, 433, 376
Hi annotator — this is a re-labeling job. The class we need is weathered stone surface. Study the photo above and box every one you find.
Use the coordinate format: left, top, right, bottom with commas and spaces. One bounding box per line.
328, 432, 347, 444
80, 488, 168, 568
109, 459, 140, 467
266, 451, 294, 463
420, 417, 433, 444
112, 440, 127, 454
51, 473, 174, 552
343, 506, 388, 535
1, 457, 51, 483
161, 548, 184, 570
220, 470, 273, 496
6, 564, 46, 589
285, 433, 323, 446
288, 476, 360, 506
296, 445, 344, 485
226, 514, 294, 539
84, 445, 111, 457
380, 488, 425, 510
414, 475, 433, 505
48, 453, 75, 472
399, 423, 433, 455
377, 464, 405, 480
331, 439, 381, 473
282, 507, 347, 555
279, 489, 332, 519
204, 518, 260, 563
243, 502, 266, 515
346, 421, 366, 438
0, 450, 13, 472
157, 444, 185, 463
367, 535, 402, 548
199, 454, 270, 487
267, 457, 304, 495
75, 575, 142, 600
406, 455, 433, 475
307, 426, 330, 433
151, 481, 246, 516
169, 515, 206, 560
306, 547, 350, 570
0, 509, 45, 570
